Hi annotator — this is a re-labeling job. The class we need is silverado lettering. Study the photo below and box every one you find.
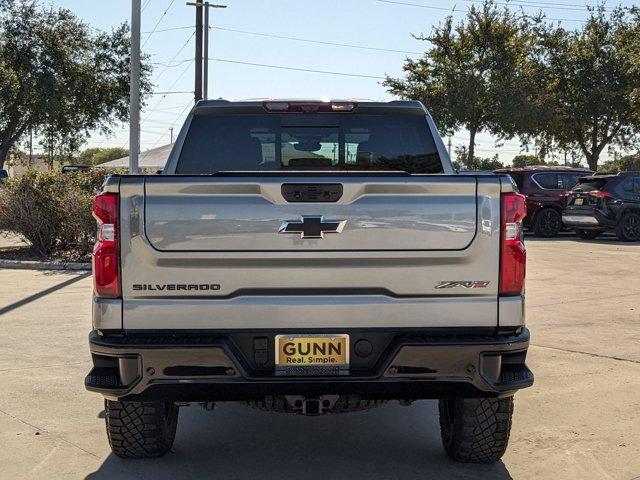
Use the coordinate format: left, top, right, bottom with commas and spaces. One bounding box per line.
132, 284, 221, 291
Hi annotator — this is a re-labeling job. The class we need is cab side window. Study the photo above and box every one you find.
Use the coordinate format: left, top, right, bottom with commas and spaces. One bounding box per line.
621, 178, 640, 199
622, 179, 634, 192
533, 173, 560, 190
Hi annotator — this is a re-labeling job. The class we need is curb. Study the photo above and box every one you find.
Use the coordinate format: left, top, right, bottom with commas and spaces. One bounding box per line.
0, 259, 91, 271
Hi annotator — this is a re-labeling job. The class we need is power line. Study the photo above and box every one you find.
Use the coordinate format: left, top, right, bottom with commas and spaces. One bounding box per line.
143, 25, 193, 35
151, 31, 195, 84
143, 101, 194, 153
152, 105, 196, 112
149, 90, 194, 95
212, 26, 422, 55
375, 0, 459, 13
142, 0, 177, 48
504, 0, 610, 10
137, 28, 196, 150
150, 59, 193, 67
374, 0, 586, 22
210, 58, 385, 79
142, 60, 195, 126
142, 24, 421, 54
461, 0, 604, 14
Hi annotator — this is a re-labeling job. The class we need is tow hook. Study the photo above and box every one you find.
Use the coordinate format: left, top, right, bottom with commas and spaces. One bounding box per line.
285, 395, 339, 415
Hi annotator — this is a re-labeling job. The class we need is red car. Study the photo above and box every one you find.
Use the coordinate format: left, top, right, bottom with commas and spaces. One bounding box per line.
495, 166, 593, 237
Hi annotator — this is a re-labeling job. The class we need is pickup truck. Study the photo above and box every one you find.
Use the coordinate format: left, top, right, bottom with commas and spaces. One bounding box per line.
86, 99, 532, 463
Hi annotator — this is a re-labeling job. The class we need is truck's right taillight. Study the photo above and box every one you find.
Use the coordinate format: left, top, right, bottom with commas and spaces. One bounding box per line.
500, 192, 526, 296
92, 193, 120, 298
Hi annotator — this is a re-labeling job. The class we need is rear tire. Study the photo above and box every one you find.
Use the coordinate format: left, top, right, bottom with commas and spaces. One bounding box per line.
574, 228, 602, 240
533, 208, 562, 237
104, 400, 179, 459
616, 212, 640, 242
438, 396, 514, 463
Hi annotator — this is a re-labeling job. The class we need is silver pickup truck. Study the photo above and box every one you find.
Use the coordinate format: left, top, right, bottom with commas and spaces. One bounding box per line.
86, 100, 532, 463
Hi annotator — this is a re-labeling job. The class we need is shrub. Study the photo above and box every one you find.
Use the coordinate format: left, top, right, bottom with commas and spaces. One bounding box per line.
0, 168, 122, 260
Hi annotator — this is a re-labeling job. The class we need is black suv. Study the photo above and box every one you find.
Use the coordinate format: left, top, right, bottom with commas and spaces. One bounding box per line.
562, 172, 640, 241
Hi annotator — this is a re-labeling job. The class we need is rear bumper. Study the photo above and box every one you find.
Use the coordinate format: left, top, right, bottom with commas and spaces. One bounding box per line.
562, 214, 600, 226
562, 208, 615, 229
86, 328, 533, 401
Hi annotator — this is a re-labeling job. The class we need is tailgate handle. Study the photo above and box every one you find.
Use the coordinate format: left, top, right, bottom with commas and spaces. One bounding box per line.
281, 184, 343, 203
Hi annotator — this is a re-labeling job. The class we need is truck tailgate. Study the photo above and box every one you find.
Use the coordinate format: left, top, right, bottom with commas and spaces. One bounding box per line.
117, 174, 504, 329
143, 176, 477, 251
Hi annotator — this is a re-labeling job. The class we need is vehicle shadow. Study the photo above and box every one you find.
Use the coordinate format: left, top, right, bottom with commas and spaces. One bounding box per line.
0, 271, 90, 315
85, 401, 513, 480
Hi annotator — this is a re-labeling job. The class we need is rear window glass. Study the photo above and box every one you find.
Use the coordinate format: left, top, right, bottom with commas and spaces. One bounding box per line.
559, 173, 585, 189
622, 177, 640, 193
571, 178, 607, 191
532, 172, 560, 189
176, 114, 443, 174
532, 172, 588, 190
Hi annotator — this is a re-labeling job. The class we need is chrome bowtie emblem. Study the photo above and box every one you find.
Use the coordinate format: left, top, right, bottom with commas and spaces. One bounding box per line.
279, 215, 347, 239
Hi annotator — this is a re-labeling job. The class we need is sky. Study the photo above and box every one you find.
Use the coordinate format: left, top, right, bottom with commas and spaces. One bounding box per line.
48, 0, 635, 165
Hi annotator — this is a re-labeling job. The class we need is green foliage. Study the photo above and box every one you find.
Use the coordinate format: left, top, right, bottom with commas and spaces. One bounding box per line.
534, 6, 640, 170
598, 154, 640, 173
0, 168, 123, 259
512, 154, 541, 167
452, 145, 504, 170
384, 0, 541, 165
0, 0, 152, 167
76, 147, 128, 166
467, 155, 505, 171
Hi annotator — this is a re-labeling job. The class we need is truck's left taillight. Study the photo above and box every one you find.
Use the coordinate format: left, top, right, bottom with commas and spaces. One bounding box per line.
499, 192, 526, 296
92, 193, 120, 298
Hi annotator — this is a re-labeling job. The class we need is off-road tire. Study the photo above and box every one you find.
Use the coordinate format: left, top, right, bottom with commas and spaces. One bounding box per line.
104, 400, 179, 458
615, 212, 640, 242
532, 208, 562, 237
575, 228, 602, 240
242, 395, 387, 414
438, 396, 514, 463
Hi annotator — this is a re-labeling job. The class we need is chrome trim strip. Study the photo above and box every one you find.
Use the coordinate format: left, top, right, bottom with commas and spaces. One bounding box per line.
562, 215, 599, 225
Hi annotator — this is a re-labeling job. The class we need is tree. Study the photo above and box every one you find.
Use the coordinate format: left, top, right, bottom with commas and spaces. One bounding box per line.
453, 145, 504, 170
535, 6, 640, 171
0, 0, 152, 168
76, 147, 129, 166
599, 153, 640, 173
384, 1, 541, 166
512, 154, 541, 167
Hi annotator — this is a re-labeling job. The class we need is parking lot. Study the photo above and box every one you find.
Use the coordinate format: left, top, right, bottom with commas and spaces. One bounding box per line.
0, 236, 638, 480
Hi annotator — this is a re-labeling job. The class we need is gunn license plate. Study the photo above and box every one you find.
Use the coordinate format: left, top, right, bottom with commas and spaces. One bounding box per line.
275, 335, 349, 369
574, 198, 584, 206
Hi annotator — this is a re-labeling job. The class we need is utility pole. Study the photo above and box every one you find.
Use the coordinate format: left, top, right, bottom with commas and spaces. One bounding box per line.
129, 0, 141, 174
170, 127, 174, 144
447, 135, 452, 159
195, 2, 204, 102
188, 2, 226, 101
203, 3, 227, 99
203, 3, 209, 100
